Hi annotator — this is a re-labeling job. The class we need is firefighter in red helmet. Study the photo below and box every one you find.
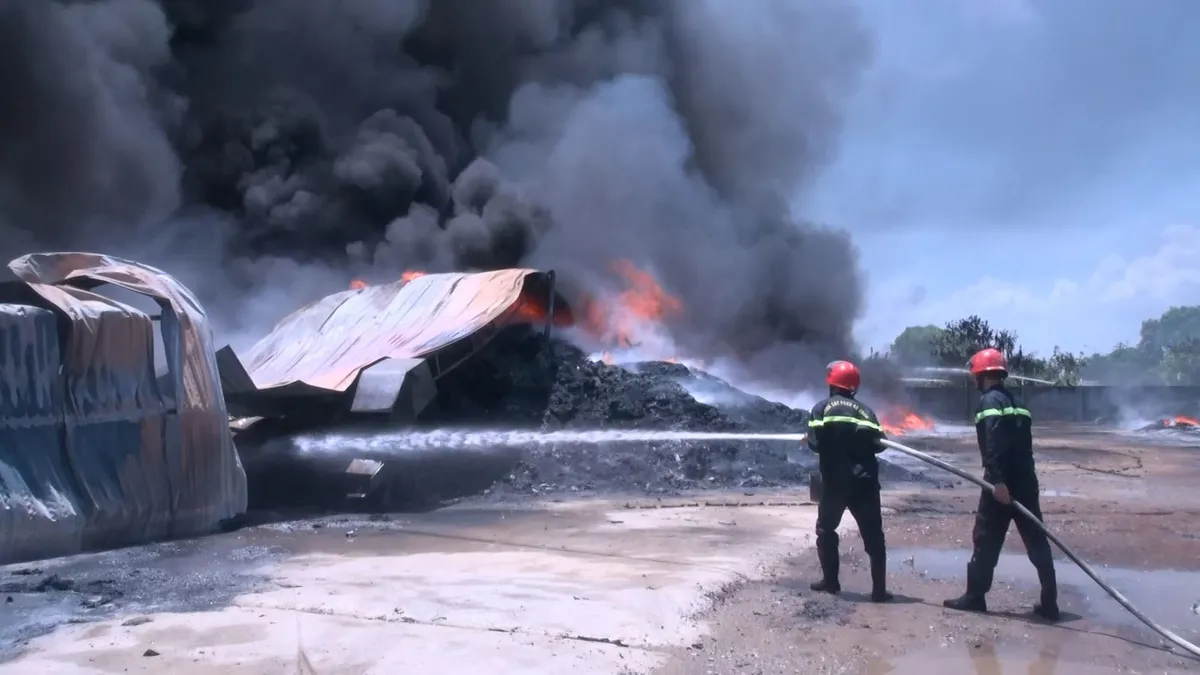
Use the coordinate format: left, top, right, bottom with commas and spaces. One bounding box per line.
805, 360, 892, 602
943, 348, 1059, 621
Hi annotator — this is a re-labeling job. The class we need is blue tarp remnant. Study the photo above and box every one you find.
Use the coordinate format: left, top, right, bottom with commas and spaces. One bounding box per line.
0, 253, 247, 565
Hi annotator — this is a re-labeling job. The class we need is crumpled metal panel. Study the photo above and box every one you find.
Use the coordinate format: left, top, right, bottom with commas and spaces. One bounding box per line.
349, 358, 435, 416
0, 253, 247, 564
242, 268, 557, 393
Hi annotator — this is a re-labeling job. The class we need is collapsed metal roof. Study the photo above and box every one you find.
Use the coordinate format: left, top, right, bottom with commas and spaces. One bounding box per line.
219, 268, 573, 419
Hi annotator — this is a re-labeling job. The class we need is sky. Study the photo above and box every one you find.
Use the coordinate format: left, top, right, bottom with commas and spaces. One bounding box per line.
807, 0, 1200, 356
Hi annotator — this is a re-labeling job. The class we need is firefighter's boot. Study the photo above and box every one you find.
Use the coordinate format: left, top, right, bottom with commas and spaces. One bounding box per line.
809, 539, 841, 594
1032, 566, 1060, 621
943, 561, 988, 612
870, 556, 893, 603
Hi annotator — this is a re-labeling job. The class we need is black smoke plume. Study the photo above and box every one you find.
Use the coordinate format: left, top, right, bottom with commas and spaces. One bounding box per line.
0, 0, 874, 385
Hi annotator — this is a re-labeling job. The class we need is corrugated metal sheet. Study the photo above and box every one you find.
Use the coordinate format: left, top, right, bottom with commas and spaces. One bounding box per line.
0, 253, 247, 564
240, 268, 570, 393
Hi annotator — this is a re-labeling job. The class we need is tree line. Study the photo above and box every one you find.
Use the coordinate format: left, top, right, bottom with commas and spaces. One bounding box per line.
878, 305, 1200, 386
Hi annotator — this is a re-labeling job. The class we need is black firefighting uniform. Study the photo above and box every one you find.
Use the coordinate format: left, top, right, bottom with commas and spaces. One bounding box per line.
964, 384, 1058, 606
807, 393, 887, 589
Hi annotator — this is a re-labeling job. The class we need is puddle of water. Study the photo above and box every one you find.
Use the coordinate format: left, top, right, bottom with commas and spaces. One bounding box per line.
865, 642, 1121, 674
891, 547, 1200, 640
1039, 490, 1078, 498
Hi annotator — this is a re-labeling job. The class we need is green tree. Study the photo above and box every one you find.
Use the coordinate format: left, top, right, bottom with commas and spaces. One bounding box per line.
934, 315, 1003, 366
1139, 305, 1200, 356
886, 306, 1200, 385
887, 325, 945, 365
1081, 306, 1200, 384
1044, 347, 1088, 385
1159, 337, 1200, 384
1083, 342, 1161, 384
933, 315, 1044, 375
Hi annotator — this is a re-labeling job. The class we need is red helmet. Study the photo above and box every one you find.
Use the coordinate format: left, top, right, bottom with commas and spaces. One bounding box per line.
968, 348, 1008, 376
825, 360, 861, 392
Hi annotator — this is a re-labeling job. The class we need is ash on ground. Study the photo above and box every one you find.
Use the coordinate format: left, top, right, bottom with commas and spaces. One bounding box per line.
422, 328, 918, 498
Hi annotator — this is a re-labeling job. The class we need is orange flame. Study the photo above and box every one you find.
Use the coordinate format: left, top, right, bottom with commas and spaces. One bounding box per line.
1164, 415, 1199, 428
348, 270, 427, 290
880, 408, 935, 436
580, 260, 682, 349
507, 293, 572, 328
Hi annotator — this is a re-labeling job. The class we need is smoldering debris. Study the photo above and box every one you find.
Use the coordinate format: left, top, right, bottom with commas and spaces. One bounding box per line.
1137, 415, 1200, 433
430, 328, 816, 497
0, 0, 875, 387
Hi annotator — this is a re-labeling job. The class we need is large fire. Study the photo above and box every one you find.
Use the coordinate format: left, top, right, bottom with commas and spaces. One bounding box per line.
579, 260, 682, 350
880, 408, 935, 436
346, 260, 682, 353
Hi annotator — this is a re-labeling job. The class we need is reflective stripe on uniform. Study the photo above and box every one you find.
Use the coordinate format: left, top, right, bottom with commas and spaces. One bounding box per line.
975, 407, 1031, 422
808, 415, 882, 431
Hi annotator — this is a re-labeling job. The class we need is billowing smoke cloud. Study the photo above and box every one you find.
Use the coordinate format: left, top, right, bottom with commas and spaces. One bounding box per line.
0, 0, 873, 383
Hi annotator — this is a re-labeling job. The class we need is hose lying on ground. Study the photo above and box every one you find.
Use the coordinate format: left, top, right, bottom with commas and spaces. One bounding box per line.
879, 438, 1200, 660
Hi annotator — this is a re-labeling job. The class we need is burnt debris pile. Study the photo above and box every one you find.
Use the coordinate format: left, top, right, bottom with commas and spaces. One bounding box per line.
423, 327, 813, 497
1137, 415, 1200, 434
237, 327, 921, 515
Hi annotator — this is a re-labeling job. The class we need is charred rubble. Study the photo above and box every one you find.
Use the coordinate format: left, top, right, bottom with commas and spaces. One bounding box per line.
238, 327, 918, 513
429, 329, 814, 498
1136, 416, 1200, 433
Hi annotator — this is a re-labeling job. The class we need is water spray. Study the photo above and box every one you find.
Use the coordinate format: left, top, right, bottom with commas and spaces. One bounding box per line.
290, 428, 810, 456
289, 425, 1198, 658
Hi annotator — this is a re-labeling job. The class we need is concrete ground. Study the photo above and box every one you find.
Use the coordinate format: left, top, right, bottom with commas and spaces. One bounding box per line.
1, 496, 820, 674
2, 423, 1198, 674
653, 424, 1200, 674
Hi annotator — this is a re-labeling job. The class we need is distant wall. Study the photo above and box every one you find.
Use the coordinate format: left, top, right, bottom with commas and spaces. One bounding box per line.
907, 385, 1200, 423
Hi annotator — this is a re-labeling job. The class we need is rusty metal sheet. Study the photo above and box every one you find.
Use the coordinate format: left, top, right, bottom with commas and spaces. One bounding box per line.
241, 268, 561, 393
0, 253, 248, 564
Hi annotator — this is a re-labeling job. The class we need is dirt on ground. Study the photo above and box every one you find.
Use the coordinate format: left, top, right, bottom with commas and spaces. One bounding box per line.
653, 425, 1200, 674
3, 423, 1197, 674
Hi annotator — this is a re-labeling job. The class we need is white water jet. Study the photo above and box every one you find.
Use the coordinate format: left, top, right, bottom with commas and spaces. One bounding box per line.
291, 428, 811, 457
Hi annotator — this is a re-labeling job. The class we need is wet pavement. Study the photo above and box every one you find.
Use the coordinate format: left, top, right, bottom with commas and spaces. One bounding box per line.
890, 547, 1200, 642
653, 426, 1200, 674
864, 643, 1125, 674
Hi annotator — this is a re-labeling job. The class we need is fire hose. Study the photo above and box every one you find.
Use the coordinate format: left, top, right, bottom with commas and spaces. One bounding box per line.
877, 438, 1200, 660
